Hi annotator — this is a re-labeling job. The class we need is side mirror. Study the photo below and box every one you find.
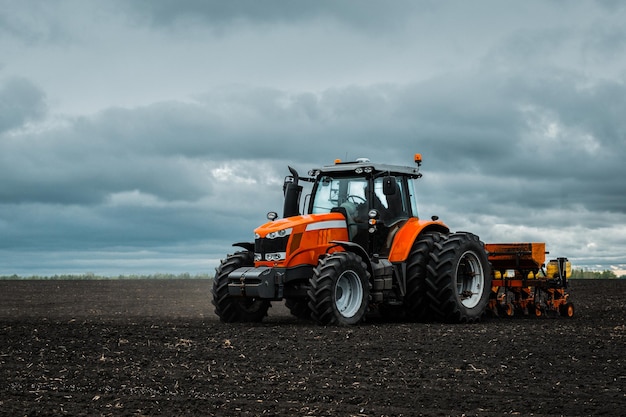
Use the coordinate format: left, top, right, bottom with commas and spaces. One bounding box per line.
283, 166, 300, 195
283, 166, 302, 218
382, 176, 397, 196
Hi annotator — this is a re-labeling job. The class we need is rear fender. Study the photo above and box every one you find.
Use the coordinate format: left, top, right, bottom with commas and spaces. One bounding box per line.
388, 218, 449, 262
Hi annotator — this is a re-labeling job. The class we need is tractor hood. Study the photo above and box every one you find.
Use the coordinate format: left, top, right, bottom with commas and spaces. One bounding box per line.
254, 212, 347, 239
253, 212, 349, 267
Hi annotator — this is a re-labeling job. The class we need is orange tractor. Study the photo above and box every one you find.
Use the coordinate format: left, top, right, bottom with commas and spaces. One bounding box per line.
212, 155, 573, 324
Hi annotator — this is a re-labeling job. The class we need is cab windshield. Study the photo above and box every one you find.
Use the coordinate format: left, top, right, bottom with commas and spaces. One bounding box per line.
310, 173, 417, 223
311, 176, 367, 214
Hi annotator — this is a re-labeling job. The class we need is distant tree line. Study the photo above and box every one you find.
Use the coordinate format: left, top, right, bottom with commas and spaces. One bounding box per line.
0, 273, 213, 280
2, 270, 624, 280
570, 269, 625, 279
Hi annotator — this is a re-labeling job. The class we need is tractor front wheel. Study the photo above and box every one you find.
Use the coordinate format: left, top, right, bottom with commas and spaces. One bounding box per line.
212, 251, 271, 323
285, 298, 312, 320
308, 251, 371, 325
426, 232, 491, 323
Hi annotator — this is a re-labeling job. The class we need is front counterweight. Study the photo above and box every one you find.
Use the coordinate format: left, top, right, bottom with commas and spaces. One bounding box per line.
227, 266, 283, 299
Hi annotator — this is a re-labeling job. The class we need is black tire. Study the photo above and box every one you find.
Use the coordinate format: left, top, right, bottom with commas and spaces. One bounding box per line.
308, 251, 371, 326
425, 232, 491, 323
212, 251, 271, 323
378, 304, 406, 321
559, 302, 575, 318
404, 231, 445, 321
285, 298, 312, 320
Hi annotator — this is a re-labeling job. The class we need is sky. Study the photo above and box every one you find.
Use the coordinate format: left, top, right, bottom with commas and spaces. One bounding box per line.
1, 0, 626, 276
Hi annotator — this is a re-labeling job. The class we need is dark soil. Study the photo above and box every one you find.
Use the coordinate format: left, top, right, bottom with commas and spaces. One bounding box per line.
0, 279, 624, 416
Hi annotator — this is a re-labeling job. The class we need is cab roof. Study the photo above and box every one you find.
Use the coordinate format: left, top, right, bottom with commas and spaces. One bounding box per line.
313, 158, 422, 178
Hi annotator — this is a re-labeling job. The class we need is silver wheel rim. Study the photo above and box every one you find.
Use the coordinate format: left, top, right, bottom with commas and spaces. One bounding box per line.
334, 270, 363, 318
456, 251, 485, 309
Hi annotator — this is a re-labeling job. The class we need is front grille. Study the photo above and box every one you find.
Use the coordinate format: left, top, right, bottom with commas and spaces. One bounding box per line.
255, 236, 290, 257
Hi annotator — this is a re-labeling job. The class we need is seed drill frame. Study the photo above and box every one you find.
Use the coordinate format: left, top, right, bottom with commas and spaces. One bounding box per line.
487, 243, 574, 317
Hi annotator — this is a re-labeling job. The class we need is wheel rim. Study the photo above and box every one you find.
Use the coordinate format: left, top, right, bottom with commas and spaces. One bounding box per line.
455, 251, 486, 309
334, 270, 364, 318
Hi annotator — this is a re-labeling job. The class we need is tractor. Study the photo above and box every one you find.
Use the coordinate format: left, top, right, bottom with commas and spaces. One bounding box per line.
212, 154, 495, 325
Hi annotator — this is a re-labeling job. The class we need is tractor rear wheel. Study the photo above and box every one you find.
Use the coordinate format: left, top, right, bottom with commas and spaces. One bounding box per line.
405, 231, 445, 321
308, 251, 371, 325
212, 251, 271, 323
426, 232, 491, 323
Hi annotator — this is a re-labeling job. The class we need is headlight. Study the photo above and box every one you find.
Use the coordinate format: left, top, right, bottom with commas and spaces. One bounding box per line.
265, 252, 286, 261
266, 228, 292, 239
368, 209, 379, 234
354, 166, 372, 174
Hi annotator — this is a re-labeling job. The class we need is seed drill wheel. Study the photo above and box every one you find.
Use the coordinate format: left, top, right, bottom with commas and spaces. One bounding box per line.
212, 251, 271, 323
308, 251, 371, 325
405, 231, 445, 321
499, 302, 514, 317
426, 232, 491, 323
529, 302, 542, 317
560, 302, 575, 318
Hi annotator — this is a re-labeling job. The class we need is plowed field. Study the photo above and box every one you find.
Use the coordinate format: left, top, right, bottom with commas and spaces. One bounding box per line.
1, 279, 624, 416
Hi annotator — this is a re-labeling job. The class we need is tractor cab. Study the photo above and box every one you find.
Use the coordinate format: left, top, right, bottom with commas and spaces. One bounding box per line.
285, 156, 422, 256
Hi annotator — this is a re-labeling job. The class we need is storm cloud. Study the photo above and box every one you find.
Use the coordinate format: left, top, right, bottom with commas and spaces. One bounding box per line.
1, 1, 626, 275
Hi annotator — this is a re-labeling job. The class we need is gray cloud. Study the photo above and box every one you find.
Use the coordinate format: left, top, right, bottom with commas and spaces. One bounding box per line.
0, 77, 46, 132
2, 0, 626, 275
123, 0, 418, 31
3, 73, 624, 215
